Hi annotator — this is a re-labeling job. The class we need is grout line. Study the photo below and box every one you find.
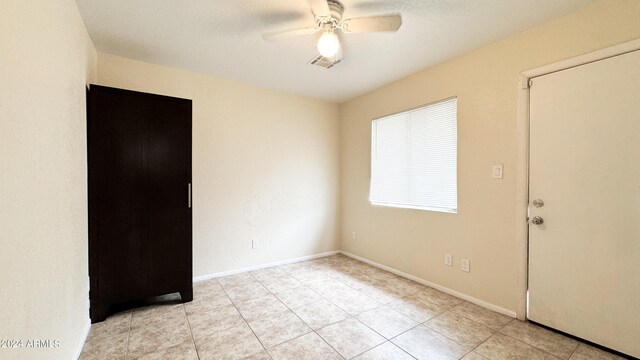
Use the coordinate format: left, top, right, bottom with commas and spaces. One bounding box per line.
568, 343, 580, 359
182, 303, 201, 360
217, 280, 270, 354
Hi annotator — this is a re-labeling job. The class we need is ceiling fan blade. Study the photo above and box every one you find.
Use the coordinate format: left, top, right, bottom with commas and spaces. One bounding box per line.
341, 14, 402, 33
307, 0, 330, 17
262, 27, 319, 41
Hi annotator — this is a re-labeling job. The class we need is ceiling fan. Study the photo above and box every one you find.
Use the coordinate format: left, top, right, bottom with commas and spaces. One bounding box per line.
262, 0, 402, 59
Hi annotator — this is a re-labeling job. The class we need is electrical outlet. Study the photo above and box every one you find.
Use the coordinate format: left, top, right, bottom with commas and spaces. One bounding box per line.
461, 259, 470, 272
252, 239, 260, 249
351, 232, 357, 241
492, 165, 503, 179
444, 253, 453, 266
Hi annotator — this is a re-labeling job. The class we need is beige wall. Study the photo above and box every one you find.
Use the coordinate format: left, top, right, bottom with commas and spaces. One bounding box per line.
96, 53, 341, 278
0, 0, 97, 359
339, 0, 640, 316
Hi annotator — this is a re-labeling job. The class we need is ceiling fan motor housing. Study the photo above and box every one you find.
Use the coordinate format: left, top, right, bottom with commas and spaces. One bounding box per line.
327, 0, 344, 22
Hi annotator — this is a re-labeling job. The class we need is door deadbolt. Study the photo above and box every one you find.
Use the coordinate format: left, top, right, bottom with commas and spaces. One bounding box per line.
532, 199, 544, 208
531, 216, 544, 225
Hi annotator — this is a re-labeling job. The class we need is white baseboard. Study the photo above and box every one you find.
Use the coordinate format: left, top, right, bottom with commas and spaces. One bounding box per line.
73, 318, 91, 360
339, 251, 518, 319
192, 250, 340, 282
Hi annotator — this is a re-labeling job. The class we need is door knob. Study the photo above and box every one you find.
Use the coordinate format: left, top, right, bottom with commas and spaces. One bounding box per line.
531, 216, 544, 225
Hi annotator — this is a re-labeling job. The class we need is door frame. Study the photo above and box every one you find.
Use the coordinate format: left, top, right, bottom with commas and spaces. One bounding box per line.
514, 38, 640, 320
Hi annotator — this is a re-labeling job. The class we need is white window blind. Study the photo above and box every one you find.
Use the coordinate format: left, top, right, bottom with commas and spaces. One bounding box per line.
370, 97, 457, 213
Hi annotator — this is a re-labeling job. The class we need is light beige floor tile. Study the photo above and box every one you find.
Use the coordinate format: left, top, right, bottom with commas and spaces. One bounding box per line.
333, 272, 379, 289
501, 320, 579, 359
292, 299, 350, 330
193, 278, 222, 291
193, 279, 225, 298
474, 333, 559, 360
350, 263, 378, 274
244, 350, 273, 359
461, 352, 489, 360
362, 267, 399, 281
332, 262, 362, 273
308, 278, 353, 298
273, 286, 322, 309
250, 267, 288, 281
326, 289, 381, 315
353, 342, 415, 360
307, 257, 336, 267
218, 272, 257, 290
287, 268, 332, 284
268, 332, 342, 360
449, 302, 512, 331
128, 308, 192, 359
385, 277, 426, 294
569, 343, 627, 360
388, 295, 447, 323
186, 303, 245, 341
235, 294, 288, 322
356, 306, 418, 339
277, 262, 309, 272
190, 290, 233, 309
414, 287, 464, 309
130, 339, 198, 360
316, 318, 386, 359
196, 322, 265, 360
321, 269, 350, 280
357, 283, 409, 304
327, 253, 351, 262
248, 310, 312, 348
425, 311, 494, 349
80, 333, 128, 360
260, 275, 303, 293
130, 303, 185, 328
225, 281, 270, 302
80, 312, 131, 359
392, 325, 469, 360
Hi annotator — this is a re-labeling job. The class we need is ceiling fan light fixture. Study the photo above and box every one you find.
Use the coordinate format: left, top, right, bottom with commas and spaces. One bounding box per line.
317, 30, 340, 58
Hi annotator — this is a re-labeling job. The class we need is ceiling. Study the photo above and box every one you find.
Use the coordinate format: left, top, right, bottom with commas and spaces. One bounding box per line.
75, 0, 597, 102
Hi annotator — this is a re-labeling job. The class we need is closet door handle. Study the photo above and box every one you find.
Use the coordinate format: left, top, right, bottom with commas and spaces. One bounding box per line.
188, 183, 192, 208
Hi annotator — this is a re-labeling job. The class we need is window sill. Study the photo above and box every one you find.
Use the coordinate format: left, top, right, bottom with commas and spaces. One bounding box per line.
370, 201, 457, 214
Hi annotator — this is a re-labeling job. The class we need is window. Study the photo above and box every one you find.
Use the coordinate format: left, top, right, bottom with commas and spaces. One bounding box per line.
369, 97, 457, 213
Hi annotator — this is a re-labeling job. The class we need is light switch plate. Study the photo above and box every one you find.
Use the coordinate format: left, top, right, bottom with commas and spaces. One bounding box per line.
492, 165, 503, 179
461, 259, 470, 272
444, 253, 453, 266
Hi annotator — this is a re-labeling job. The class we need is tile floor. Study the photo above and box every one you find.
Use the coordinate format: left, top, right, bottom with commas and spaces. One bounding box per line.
80, 254, 627, 360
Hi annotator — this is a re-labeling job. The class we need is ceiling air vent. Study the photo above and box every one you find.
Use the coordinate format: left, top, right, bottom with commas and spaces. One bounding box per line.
309, 55, 342, 69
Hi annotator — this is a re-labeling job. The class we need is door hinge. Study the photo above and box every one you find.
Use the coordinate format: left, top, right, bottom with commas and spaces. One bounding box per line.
528, 79, 533, 88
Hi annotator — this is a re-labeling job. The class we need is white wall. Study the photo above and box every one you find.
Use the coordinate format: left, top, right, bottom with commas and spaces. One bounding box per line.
0, 0, 97, 359
339, 0, 640, 317
96, 53, 341, 278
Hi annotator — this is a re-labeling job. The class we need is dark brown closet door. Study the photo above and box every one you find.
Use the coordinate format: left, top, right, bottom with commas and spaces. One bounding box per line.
89, 87, 149, 302
88, 85, 192, 322
145, 95, 192, 295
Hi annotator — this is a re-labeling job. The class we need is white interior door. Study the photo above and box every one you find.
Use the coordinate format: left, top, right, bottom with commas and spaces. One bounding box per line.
528, 49, 640, 358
